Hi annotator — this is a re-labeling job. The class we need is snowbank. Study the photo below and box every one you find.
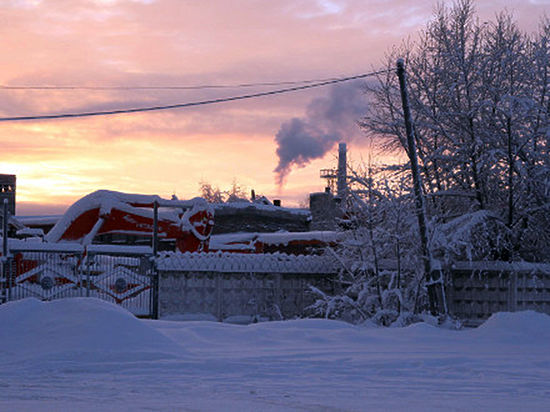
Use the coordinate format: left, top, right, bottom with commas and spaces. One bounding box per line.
473, 310, 550, 343
0, 301, 549, 410
0, 298, 183, 364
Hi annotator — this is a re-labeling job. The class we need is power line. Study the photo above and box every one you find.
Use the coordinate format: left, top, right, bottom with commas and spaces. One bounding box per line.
0, 69, 390, 122
0, 76, 350, 91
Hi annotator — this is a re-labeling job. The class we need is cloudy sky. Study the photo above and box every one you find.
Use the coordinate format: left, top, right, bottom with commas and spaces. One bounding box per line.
1, 0, 547, 214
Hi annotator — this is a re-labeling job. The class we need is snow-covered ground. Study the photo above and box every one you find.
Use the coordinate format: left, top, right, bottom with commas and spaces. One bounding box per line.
1, 298, 549, 411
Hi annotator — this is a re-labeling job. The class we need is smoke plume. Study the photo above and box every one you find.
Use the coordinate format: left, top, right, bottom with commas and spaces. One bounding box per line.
274, 80, 367, 185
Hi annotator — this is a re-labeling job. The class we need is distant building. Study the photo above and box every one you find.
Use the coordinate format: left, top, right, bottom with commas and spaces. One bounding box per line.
0, 174, 16, 215
309, 190, 340, 231
212, 202, 311, 234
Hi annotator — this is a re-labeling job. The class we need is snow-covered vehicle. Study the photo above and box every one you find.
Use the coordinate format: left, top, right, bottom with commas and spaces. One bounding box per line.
44, 190, 214, 253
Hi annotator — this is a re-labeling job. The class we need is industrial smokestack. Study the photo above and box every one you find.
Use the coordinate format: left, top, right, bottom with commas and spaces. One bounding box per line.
273, 81, 367, 186
337, 143, 347, 198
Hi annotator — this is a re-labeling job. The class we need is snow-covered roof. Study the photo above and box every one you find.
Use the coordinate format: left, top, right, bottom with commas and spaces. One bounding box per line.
156, 251, 337, 274
6, 238, 84, 253
209, 231, 339, 251
15, 215, 62, 226
213, 201, 310, 216
450, 260, 550, 274
16, 227, 44, 237
87, 245, 153, 255
3, 238, 152, 255
256, 231, 339, 245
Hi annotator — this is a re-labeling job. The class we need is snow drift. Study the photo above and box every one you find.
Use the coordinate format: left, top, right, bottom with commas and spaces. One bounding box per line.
0, 298, 184, 364
473, 310, 550, 343
1, 298, 549, 411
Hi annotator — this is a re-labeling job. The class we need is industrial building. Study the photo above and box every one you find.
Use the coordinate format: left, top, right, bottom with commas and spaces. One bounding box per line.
7, 143, 350, 249
0, 174, 16, 215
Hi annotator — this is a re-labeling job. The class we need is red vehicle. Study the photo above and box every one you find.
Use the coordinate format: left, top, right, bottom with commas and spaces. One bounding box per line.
44, 190, 214, 252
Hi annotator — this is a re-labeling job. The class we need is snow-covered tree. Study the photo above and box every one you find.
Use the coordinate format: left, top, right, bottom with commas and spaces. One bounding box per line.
199, 181, 225, 203
362, 0, 550, 261
198, 179, 249, 203
313, 1, 549, 325
309, 164, 427, 326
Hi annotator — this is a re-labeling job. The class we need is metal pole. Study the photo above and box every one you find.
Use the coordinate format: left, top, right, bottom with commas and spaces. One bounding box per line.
396, 59, 438, 316
86, 254, 91, 298
2, 199, 7, 258
2, 199, 10, 302
152, 201, 159, 256
1, 200, 6, 303
151, 201, 159, 319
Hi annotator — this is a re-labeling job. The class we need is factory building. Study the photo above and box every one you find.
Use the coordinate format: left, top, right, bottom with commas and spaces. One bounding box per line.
0, 174, 16, 216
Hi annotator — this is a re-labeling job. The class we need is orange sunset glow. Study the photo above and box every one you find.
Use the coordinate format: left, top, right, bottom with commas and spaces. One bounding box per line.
1, 0, 547, 215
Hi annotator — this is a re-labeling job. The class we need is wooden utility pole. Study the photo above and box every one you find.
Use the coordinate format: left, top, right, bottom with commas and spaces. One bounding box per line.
396, 59, 439, 315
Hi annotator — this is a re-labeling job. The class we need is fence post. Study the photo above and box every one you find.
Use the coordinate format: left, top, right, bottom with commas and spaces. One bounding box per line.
151, 201, 160, 319
85, 253, 91, 298
6, 257, 12, 302
3, 199, 10, 302
0, 257, 3, 304
2, 199, 7, 258
151, 258, 159, 320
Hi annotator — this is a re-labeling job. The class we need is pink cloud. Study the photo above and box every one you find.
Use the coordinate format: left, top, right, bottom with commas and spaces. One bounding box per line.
0, 0, 546, 213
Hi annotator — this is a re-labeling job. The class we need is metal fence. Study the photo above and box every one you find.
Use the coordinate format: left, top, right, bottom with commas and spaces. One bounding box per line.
159, 270, 337, 322
1, 247, 156, 317
1, 246, 337, 322
156, 252, 338, 322
445, 261, 550, 326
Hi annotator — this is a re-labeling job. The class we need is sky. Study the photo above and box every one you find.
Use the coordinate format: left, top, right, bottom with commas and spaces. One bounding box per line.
0, 0, 548, 215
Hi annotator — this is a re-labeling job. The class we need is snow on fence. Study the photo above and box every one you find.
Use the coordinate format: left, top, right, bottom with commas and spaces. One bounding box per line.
1, 244, 154, 317
1, 245, 339, 321
156, 252, 339, 322
6, 239, 549, 325
156, 251, 337, 273
446, 261, 550, 325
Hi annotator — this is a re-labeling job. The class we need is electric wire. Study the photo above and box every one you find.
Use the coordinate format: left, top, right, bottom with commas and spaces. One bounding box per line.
0, 76, 354, 91
0, 69, 390, 122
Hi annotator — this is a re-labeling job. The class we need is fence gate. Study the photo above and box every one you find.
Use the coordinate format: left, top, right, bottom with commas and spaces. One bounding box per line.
1, 248, 156, 317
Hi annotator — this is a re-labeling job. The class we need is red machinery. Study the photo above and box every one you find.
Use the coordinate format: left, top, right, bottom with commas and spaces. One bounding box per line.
44, 190, 214, 252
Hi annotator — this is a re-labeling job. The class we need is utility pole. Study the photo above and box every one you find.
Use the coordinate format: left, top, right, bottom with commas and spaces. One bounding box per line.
396, 59, 440, 316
